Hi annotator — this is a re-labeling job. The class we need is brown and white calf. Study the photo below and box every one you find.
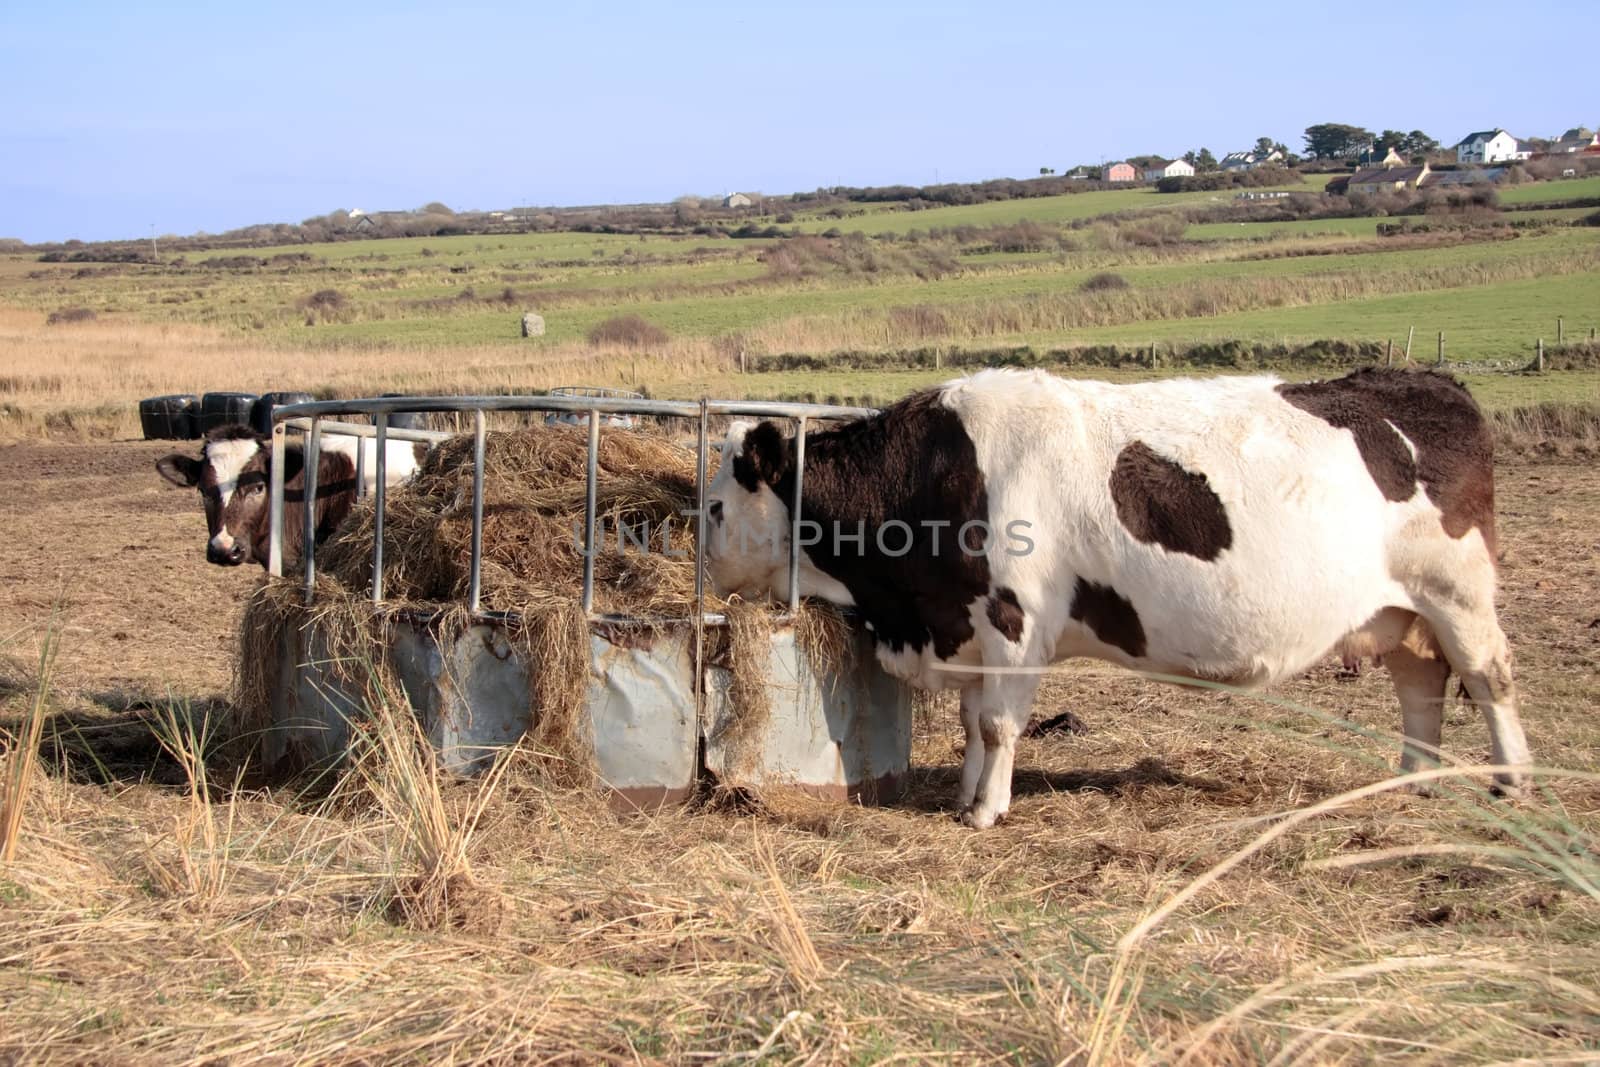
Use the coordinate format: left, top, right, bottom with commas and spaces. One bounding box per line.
704, 367, 1530, 828
157, 425, 423, 567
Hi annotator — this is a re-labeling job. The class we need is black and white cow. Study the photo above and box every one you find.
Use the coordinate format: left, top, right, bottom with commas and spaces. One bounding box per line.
157, 425, 422, 567
705, 367, 1529, 828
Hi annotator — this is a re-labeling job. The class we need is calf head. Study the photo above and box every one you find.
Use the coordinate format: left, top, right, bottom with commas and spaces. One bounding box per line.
705, 420, 793, 599
157, 426, 310, 567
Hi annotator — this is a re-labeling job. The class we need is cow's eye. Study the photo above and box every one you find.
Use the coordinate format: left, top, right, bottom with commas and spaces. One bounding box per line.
242, 483, 264, 497
708, 500, 724, 523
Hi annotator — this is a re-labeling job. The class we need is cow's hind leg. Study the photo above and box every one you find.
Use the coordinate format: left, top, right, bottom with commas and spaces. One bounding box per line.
1406, 550, 1531, 794
1385, 640, 1450, 791
961, 670, 1040, 830
956, 684, 985, 811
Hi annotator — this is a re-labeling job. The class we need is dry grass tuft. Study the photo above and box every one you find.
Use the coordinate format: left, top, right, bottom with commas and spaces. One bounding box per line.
713, 600, 776, 776
0, 624, 57, 863
352, 689, 511, 932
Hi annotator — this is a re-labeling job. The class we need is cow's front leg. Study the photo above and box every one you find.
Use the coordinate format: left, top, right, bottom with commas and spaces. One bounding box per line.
961, 673, 1040, 829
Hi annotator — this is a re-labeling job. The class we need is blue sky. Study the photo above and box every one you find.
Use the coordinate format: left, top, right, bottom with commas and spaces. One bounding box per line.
2, 0, 1595, 243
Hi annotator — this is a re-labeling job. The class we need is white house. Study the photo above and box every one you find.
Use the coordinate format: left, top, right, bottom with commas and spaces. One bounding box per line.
722, 192, 752, 208
1143, 159, 1195, 181
1455, 129, 1531, 164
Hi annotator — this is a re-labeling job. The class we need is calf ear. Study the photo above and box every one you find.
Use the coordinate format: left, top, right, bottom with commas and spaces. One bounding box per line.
155, 454, 202, 488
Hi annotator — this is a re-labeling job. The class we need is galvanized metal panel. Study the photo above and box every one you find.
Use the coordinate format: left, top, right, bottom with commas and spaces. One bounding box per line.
703, 629, 912, 802
263, 624, 360, 773
265, 615, 911, 808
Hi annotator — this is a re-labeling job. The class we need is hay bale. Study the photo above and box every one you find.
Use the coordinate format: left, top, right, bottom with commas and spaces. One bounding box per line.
236, 425, 854, 783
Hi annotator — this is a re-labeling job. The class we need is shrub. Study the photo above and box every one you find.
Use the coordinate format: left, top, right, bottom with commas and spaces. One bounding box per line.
1080, 272, 1130, 292
302, 289, 345, 311
587, 315, 668, 348
45, 307, 96, 325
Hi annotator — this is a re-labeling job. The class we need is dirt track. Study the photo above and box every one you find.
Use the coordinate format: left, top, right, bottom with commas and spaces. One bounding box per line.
0, 439, 242, 697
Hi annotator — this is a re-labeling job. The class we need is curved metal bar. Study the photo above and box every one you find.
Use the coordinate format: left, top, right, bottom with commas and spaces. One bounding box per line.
468, 410, 487, 614
268, 422, 287, 578
303, 417, 322, 601
581, 409, 600, 613
271, 395, 875, 423
693, 399, 709, 736
788, 416, 807, 614
372, 413, 387, 603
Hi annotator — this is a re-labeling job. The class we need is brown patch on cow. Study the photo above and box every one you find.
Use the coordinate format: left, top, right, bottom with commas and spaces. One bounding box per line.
987, 587, 1024, 643
1069, 578, 1146, 658
735, 389, 993, 660
1276, 369, 1496, 553
978, 717, 1001, 747
1108, 441, 1232, 561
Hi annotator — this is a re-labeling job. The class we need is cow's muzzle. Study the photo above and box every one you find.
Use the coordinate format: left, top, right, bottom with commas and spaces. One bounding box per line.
207, 542, 247, 566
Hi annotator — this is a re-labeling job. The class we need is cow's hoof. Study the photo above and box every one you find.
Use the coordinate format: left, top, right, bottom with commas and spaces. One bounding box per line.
1490, 777, 1528, 801
1398, 777, 1441, 798
960, 806, 996, 830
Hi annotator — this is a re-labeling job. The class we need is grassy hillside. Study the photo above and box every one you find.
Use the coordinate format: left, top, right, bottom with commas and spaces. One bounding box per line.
1, 172, 1597, 439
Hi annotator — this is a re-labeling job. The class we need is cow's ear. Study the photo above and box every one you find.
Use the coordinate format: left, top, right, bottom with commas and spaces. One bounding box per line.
156, 454, 202, 488
280, 447, 305, 485
741, 420, 787, 487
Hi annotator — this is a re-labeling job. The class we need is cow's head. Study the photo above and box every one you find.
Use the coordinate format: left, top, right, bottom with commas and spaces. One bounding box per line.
156, 426, 287, 566
704, 420, 793, 599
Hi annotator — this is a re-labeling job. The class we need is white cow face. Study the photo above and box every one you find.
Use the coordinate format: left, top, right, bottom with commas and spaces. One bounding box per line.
704, 420, 793, 601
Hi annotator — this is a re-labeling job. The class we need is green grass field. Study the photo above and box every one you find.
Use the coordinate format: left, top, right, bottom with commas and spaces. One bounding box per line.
2, 171, 1598, 437
1497, 174, 1600, 204
792, 176, 1335, 235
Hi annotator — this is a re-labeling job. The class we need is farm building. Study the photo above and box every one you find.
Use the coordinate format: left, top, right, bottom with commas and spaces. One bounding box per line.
1419, 166, 1503, 189
722, 192, 752, 209
1454, 129, 1531, 164
1103, 161, 1137, 182
1553, 127, 1599, 154
1357, 145, 1406, 168
1143, 159, 1195, 181
1348, 163, 1430, 195
1221, 148, 1284, 171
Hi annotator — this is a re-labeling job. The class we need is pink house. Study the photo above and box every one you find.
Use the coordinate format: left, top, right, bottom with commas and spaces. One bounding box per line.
1104, 162, 1137, 182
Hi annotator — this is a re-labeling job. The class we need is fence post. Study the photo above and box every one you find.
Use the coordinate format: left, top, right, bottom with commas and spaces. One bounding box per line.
1386, 339, 1393, 367
1150, 343, 1158, 369
1537, 338, 1545, 372
934, 347, 941, 370
738, 348, 747, 374
1557, 317, 1564, 345
1437, 331, 1444, 366
1404, 326, 1414, 363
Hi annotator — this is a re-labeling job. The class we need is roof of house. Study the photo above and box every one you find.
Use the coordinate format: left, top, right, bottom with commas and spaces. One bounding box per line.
1105, 161, 1134, 169
1559, 127, 1594, 141
1515, 139, 1539, 153
1221, 151, 1253, 164
1143, 159, 1173, 169
1420, 167, 1502, 187
1455, 129, 1508, 147
1350, 165, 1427, 185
